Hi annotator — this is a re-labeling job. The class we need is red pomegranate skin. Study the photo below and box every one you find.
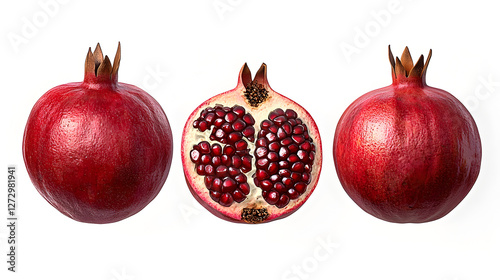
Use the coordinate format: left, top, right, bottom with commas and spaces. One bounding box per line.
23, 44, 173, 223
333, 47, 481, 223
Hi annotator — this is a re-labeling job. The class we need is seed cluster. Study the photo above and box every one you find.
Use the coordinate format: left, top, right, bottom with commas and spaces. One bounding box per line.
193, 105, 256, 143
253, 108, 316, 208
241, 208, 270, 223
191, 105, 255, 207
244, 82, 269, 107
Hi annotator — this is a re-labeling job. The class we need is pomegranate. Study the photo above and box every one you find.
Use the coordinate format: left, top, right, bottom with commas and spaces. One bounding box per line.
181, 63, 322, 223
23, 43, 173, 224
333, 46, 482, 223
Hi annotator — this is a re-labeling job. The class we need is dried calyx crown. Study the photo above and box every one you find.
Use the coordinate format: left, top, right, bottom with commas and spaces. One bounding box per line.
389, 45, 432, 85
84, 42, 121, 83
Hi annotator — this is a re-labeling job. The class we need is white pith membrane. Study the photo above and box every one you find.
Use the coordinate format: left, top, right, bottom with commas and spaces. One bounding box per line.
181, 63, 322, 223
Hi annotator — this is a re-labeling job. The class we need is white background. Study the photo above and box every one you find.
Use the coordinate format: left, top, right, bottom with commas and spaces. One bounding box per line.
1, 1, 499, 279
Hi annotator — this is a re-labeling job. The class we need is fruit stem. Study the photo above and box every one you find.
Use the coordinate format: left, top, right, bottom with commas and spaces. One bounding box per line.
83, 42, 121, 87
389, 45, 432, 87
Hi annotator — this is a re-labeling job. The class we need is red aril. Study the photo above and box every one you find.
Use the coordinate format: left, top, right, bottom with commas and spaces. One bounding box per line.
181, 63, 322, 223
333, 46, 482, 223
23, 43, 173, 224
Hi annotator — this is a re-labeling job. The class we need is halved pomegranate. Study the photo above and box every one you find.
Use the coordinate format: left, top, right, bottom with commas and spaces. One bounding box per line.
181, 63, 322, 223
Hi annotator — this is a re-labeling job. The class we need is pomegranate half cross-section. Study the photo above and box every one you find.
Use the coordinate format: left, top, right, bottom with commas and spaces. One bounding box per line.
181, 63, 322, 223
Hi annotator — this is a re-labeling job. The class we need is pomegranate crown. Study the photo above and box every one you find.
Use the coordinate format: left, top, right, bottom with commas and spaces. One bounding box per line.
388, 45, 432, 84
84, 42, 121, 83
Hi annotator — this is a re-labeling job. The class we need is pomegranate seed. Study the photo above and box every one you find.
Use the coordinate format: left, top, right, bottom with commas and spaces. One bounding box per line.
256, 169, 270, 180
232, 189, 246, 203
280, 137, 293, 146
199, 141, 210, 153
223, 145, 235, 155
267, 152, 279, 162
291, 172, 301, 181
214, 118, 224, 127
212, 178, 222, 192
234, 173, 247, 183
287, 188, 299, 199
304, 164, 312, 172
201, 154, 211, 164
241, 156, 252, 172
198, 121, 208, 132
302, 173, 310, 183
268, 141, 280, 151
190, 149, 200, 163
277, 127, 287, 139
219, 193, 233, 207
259, 180, 273, 191
216, 165, 228, 177
267, 162, 279, 174
256, 137, 267, 147
197, 164, 205, 175
239, 183, 250, 195
215, 108, 225, 117
228, 132, 242, 143
270, 174, 280, 182
274, 182, 287, 194
285, 109, 297, 119
243, 113, 255, 125
210, 191, 221, 202
231, 156, 242, 168
221, 123, 232, 133
269, 125, 278, 134
225, 112, 237, 123
215, 129, 225, 139
228, 166, 240, 177
282, 177, 293, 188
232, 119, 246, 131
193, 120, 199, 128
204, 176, 214, 189
291, 162, 305, 172
276, 194, 290, 208
222, 178, 237, 193
265, 191, 279, 205
292, 135, 305, 144
256, 158, 269, 168
288, 144, 299, 153
255, 147, 268, 158
261, 119, 272, 129
232, 105, 245, 117
279, 169, 291, 178
309, 151, 315, 162
293, 125, 304, 135
288, 119, 297, 126
234, 140, 248, 151
282, 123, 292, 135
242, 126, 255, 139
266, 132, 277, 142
211, 156, 221, 166
300, 142, 311, 151
205, 112, 215, 124
278, 161, 290, 169
278, 147, 289, 159
273, 116, 287, 125
294, 182, 307, 194
288, 154, 299, 163
204, 165, 215, 176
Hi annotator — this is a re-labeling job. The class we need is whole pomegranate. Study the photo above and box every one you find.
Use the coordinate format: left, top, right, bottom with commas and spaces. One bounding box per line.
181, 63, 322, 223
333, 46, 482, 223
23, 43, 173, 224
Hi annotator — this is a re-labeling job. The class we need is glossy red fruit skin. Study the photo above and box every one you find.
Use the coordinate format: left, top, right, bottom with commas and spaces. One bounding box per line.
23, 44, 173, 224
333, 47, 481, 223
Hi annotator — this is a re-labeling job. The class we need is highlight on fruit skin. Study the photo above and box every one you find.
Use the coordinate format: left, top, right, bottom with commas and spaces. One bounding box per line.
23, 43, 174, 224
333, 46, 482, 223
181, 63, 322, 224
